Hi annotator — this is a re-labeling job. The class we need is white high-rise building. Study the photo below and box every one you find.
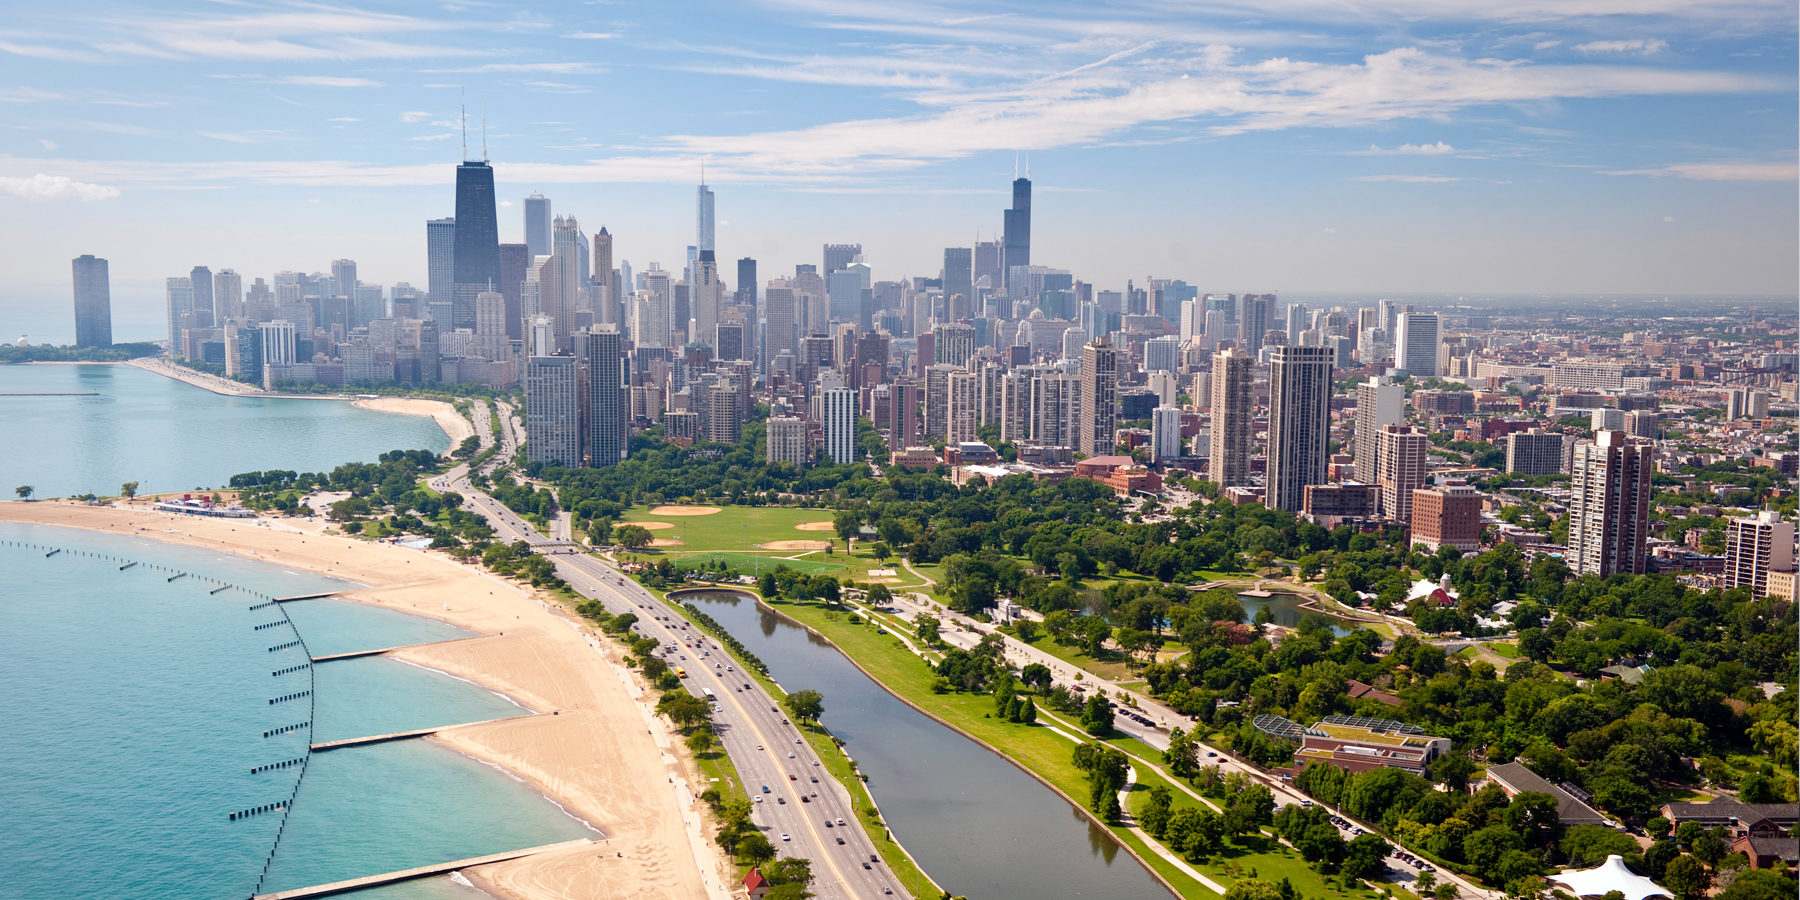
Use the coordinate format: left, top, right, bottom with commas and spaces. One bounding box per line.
213, 269, 243, 322
524, 355, 582, 468
1394, 311, 1441, 377
696, 180, 715, 254
1144, 336, 1181, 373
1726, 511, 1795, 596
767, 416, 809, 466
818, 371, 858, 464
1179, 299, 1204, 342
1569, 430, 1651, 577
165, 276, 195, 352
1265, 345, 1335, 512
260, 319, 297, 367
946, 370, 980, 444
1152, 406, 1184, 462
1354, 376, 1405, 483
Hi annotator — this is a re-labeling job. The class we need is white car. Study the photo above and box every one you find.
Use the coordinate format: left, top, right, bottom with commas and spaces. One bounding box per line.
780, 833, 791, 842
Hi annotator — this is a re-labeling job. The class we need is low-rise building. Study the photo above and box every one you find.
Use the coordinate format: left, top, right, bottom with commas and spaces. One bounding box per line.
1485, 761, 1610, 827
1257, 714, 1450, 776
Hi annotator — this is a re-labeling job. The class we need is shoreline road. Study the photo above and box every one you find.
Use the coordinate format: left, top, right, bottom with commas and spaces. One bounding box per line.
428, 463, 896, 900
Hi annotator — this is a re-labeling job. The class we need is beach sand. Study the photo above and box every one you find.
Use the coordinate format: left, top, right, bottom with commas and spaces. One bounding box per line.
351, 397, 476, 446
0, 501, 725, 900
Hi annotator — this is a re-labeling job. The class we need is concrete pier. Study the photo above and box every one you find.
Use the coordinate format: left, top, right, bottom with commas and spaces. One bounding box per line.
251, 838, 593, 899
309, 636, 480, 663
274, 592, 337, 603
308, 715, 525, 752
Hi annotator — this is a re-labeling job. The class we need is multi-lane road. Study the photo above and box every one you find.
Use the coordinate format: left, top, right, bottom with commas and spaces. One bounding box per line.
426, 442, 896, 899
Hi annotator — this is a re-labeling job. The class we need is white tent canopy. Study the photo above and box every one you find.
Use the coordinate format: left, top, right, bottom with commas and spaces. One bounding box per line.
1549, 855, 1671, 900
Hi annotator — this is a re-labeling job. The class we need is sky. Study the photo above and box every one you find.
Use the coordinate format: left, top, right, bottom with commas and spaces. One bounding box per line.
1, 0, 1796, 342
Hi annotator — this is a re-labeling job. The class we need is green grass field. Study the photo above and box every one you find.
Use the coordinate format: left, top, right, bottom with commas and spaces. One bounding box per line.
618, 505, 928, 587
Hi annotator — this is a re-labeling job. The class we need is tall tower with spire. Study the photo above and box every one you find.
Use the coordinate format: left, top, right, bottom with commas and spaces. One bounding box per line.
1002, 156, 1031, 296
696, 161, 716, 255
450, 103, 499, 331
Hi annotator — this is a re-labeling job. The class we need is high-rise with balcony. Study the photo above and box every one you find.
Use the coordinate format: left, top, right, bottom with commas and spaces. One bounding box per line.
1078, 337, 1120, 457
1569, 430, 1651, 577
1727, 511, 1795, 597
1209, 348, 1254, 487
1375, 425, 1430, 521
1265, 345, 1334, 512
71, 255, 112, 348
585, 327, 625, 467
525, 354, 581, 468
1353, 376, 1404, 483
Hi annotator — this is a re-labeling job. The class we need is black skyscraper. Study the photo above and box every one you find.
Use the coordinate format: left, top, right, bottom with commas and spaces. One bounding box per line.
1002, 175, 1031, 296
452, 160, 500, 331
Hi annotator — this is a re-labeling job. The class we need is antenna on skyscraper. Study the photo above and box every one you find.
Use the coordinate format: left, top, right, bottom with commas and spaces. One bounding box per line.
1025, 153, 1030, 179
1014, 152, 1019, 179
460, 89, 467, 161
481, 103, 488, 162
700, 156, 706, 186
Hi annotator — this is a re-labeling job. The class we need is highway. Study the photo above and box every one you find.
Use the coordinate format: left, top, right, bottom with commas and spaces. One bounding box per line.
426, 429, 894, 900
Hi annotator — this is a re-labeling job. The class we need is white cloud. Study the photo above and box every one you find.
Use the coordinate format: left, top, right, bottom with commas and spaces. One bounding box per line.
37, 139, 57, 151
198, 130, 293, 144
273, 76, 382, 87
0, 86, 65, 103
1574, 39, 1668, 54
409, 133, 456, 142
1357, 141, 1456, 155
0, 173, 119, 201
1353, 174, 1462, 182
1602, 161, 1797, 181
399, 111, 432, 123
569, 31, 617, 39
1533, 40, 1562, 49
1663, 215, 1675, 222
433, 61, 606, 74
525, 80, 592, 93
499, 199, 513, 207
326, 116, 361, 123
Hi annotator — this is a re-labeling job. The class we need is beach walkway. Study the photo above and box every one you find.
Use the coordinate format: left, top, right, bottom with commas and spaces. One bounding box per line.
252, 838, 594, 899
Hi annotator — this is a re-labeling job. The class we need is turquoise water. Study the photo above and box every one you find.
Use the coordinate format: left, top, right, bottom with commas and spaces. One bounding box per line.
0, 364, 448, 498
0, 523, 594, 899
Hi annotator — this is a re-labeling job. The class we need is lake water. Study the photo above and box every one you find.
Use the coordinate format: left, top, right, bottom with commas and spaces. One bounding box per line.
683, 589, 1176, 900
0, 523, 594, 899
1238, 591, 1354, 636
0, 364, 448, 498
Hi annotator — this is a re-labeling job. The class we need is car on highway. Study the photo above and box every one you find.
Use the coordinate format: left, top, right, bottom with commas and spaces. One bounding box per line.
836, 837, 846, 845
780, 833, 790, 842
824, 820, 833, 828
761, 785, 770, 793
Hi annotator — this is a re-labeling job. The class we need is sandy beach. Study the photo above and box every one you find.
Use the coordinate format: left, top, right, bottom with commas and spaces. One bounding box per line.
0, 501, 726, 900
351, 397, 476, 446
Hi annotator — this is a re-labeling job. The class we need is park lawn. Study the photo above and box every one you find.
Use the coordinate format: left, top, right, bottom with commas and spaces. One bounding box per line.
1011, 630, 1139, 681
643, 550, 848, 578
1483, 642, 1521, 658
621, 505, 839, 550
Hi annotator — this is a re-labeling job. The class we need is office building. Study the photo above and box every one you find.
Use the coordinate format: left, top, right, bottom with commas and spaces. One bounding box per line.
1726, 511, 1795, 597
819, 372, 857, 464
767, 416, 809, 466
1354, 376, 1405, 483
943, 247, 973, 317
260, 319, 297, 367
693, 250, 723, 344
1239, 294, 1271, 357
1265, 345, 1335, 512
592, 228, 615, 325
1286, 303, 1307, 340
1078, 337, 1121, 458
1144, 335, 1181, 373
1506, 429, 1568, 475
1393, 311, 1440, 377
498, 243, 530, 339
1590, 407, 1626, 432
1375, 425, 1430, 521
165, 276, 194, 352
696, 179, 715, 254
452, 159, 500, 330
585, 327, 625, 467
524, 355, 581, 468
937, 322, 976, 367
1209, 349, 1254, 487
426, 217, 456, 303
764, 281, 798, 363
524, 194, 552, 258
1002, 173, 1031, 295
1569, 431, 1652, 577
1727, 388, 1771, 421
823, 243, 861, 276
71, 255, 112, 348
1152, 406, 1184, 462
973, 240, 1002, 295
1410, 483, 1483, 554
188, 266, 214, 329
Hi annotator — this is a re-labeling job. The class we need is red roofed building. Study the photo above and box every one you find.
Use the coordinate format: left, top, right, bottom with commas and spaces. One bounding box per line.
744, 868, 771, 899
1074, 455, 1163, 496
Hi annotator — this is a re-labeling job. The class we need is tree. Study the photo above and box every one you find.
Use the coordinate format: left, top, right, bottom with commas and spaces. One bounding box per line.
784, 689, 825, 726
657, 692, 712, 729
915, 615, 941, 646
871, 542, 892, 563
834, 509, 862, 543
613, 524, 654, 550
1013, 619, 1039, 642
1165, 727, 1201, 779
120, 481, 139, 499
737, 832, 776, 866
1662, 855, 1710, 900
1019, 663, 1053, 691
763, 857, 814, 887
686, 727, 715, 755
1081, 693, 1114, 736
14, 485, 32, 500
1341, 833, 1393, 881
1224, 882, 1284, 900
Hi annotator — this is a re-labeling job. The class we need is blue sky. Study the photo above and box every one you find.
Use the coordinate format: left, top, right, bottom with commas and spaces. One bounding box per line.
1, 0, 1796, 340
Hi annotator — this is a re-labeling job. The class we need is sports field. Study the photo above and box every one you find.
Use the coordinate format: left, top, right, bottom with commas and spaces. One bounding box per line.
615, 505, 924, 586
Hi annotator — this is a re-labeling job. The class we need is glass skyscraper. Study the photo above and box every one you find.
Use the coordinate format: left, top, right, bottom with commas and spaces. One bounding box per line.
452, 160, 499, 331
71, 254, 112, 348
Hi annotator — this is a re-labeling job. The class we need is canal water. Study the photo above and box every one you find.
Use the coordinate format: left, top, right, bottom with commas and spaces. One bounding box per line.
683, 590, 1175, 900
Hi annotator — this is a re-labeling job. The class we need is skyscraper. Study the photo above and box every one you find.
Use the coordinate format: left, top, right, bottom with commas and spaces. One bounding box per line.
585, 327, 626, 467
943, 248, 973, 319
524, 355, 581, 468
693, 251, 723, 344
974, 239, 1003, 296
764, 280, 798, 364
497, 243, 530, 340
766, 416, 809, 466
1394, 311, 1441, 377
214, 269, 243, 323
165, 276, 194, 353
1078, 337, 1120, 458
1286, 303, 1307, 340
823, 243, 861, 276
1353, 376, 1405, 483
1239, 294, 1271, 357
189, 266, 214, 329
1209, 348, 1254, 488
1152, 406, 1184, 462
593, 228, 615, 325
1726, 511, 1796, 596
452, 159, 500, 330
946, 370, 980, 444
818, 371, 857, 464
1265, 345, 1334, 512
1569, 430, 1652, 577
696, 179, 715, 254
1003, 172, 1031, 295
71, 255, 112, 348
524, 193, 551, 258
1375, 425, 1429, 521
426, 217, 456, 305
330, 259, 357, 304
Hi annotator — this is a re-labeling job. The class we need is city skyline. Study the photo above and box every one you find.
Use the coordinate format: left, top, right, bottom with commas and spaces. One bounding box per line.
0, 0, 1796, 341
